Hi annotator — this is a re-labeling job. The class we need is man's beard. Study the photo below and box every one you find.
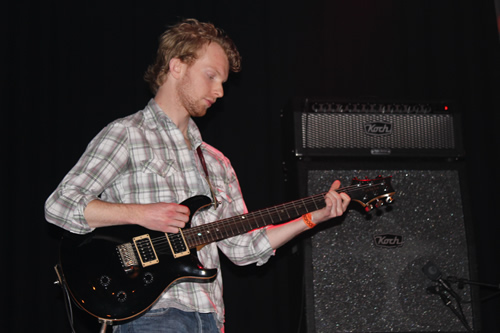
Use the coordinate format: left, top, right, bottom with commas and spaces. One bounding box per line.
176, 72, 208, 118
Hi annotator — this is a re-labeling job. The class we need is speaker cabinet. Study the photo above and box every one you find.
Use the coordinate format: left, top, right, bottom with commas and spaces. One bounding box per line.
297, 160, 479, 333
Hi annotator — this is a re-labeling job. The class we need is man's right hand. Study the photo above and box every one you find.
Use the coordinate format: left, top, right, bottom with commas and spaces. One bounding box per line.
84, 199, 190, 233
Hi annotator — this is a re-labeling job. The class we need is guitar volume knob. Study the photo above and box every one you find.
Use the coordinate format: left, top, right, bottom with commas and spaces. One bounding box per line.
117, 291, 127, 303
99, 275, 111, 287
143, 272, 154, 285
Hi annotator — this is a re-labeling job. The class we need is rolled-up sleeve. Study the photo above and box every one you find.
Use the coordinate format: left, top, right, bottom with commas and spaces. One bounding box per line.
218, 227, 275, 266
44, 123, 130, 234
212, 157, 275, 266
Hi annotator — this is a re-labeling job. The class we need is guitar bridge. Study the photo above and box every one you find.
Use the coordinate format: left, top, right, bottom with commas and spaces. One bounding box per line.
117, 242, 139, 272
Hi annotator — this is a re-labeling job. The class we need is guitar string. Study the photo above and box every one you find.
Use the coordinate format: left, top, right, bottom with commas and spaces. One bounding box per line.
140, 181, 393, 256
145, 181, 393, 255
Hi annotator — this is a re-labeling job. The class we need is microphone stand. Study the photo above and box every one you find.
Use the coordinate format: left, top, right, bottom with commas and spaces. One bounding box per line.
427, 285, 473, 332
447, 276, 500, 302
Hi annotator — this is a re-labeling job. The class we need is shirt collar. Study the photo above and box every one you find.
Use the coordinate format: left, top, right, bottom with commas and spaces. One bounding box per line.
144, 99, 203, 150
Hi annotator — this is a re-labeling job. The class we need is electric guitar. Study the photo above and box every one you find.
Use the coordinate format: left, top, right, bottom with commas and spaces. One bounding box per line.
55, 176, 395, 324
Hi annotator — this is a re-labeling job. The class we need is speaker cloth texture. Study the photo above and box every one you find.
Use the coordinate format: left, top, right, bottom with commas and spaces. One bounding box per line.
304, 168, 477, 332
299, 113, 455, 149
292, 112, 463, 157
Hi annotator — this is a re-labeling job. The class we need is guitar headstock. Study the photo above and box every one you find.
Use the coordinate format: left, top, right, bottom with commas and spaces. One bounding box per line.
348, 176, 395, 212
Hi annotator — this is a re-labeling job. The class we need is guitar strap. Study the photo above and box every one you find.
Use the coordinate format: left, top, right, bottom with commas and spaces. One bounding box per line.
196, 146, 220, 209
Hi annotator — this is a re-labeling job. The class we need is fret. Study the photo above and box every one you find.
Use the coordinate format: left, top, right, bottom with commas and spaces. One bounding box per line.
232, 217, 243, 234
205, 227, 215, 243
311, 195, 322, 211
233, 215, 249, 234
203, 225, 213, 242
271, 206, 282, 222
280, 204, 292, 220
295, 199, 307, 215
201, 226, 211, 243
245, 215, 257, 230
219, 221, 229, 239
227, 217, 239, 237
243, 213, 257, 230
290, 200, 301, 217
187, 228, 204, 247
242, 214, 255, 230
256, 210, 268, 228
214, 224, 224, 241
194, 230, 205, 244
293, 201, 303, 215
262, 210, 270, 226
228, 218, 240, 237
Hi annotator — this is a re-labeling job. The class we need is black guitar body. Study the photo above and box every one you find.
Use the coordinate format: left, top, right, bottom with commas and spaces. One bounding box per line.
56, 177, 395, 324
58, 195, 217, 323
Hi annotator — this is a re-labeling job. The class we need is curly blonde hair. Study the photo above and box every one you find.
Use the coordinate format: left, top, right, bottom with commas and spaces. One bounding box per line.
144, 18, 242, 94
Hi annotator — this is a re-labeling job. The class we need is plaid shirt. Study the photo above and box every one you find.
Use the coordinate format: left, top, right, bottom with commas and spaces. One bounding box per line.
45, 99, 274, 327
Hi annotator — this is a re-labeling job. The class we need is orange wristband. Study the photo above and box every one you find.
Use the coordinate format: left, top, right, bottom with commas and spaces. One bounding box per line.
302, 213, 316, 228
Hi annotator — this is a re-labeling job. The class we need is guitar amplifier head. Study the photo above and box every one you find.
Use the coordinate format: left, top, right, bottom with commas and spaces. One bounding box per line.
288, 98, 464, 158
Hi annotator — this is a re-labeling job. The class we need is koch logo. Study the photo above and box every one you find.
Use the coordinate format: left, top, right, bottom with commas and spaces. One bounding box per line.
373, 234, 404, 248
364, 121, 392, 136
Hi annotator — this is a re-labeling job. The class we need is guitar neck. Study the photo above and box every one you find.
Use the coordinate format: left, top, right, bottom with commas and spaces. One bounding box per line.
181, 176, 395, 249
183, 192, 326, 248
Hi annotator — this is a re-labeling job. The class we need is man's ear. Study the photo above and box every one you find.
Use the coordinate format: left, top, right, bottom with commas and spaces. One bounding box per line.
169, 58, 185, 79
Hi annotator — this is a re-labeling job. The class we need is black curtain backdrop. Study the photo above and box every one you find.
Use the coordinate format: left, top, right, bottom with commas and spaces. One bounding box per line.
2, 1, 499, 332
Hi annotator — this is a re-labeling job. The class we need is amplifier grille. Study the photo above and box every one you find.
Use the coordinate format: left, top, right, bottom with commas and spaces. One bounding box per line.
294, 112, 462, 157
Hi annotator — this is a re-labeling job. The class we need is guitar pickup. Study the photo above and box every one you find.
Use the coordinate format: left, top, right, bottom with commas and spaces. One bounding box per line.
166, 229, 190, 258
133, 234, 160, 267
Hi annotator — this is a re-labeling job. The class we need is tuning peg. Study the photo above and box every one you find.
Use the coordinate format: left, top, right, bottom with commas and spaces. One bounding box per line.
365, 197, 393, 213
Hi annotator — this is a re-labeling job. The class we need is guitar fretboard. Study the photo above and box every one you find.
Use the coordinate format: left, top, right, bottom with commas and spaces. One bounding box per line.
183, 193, 326, 247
